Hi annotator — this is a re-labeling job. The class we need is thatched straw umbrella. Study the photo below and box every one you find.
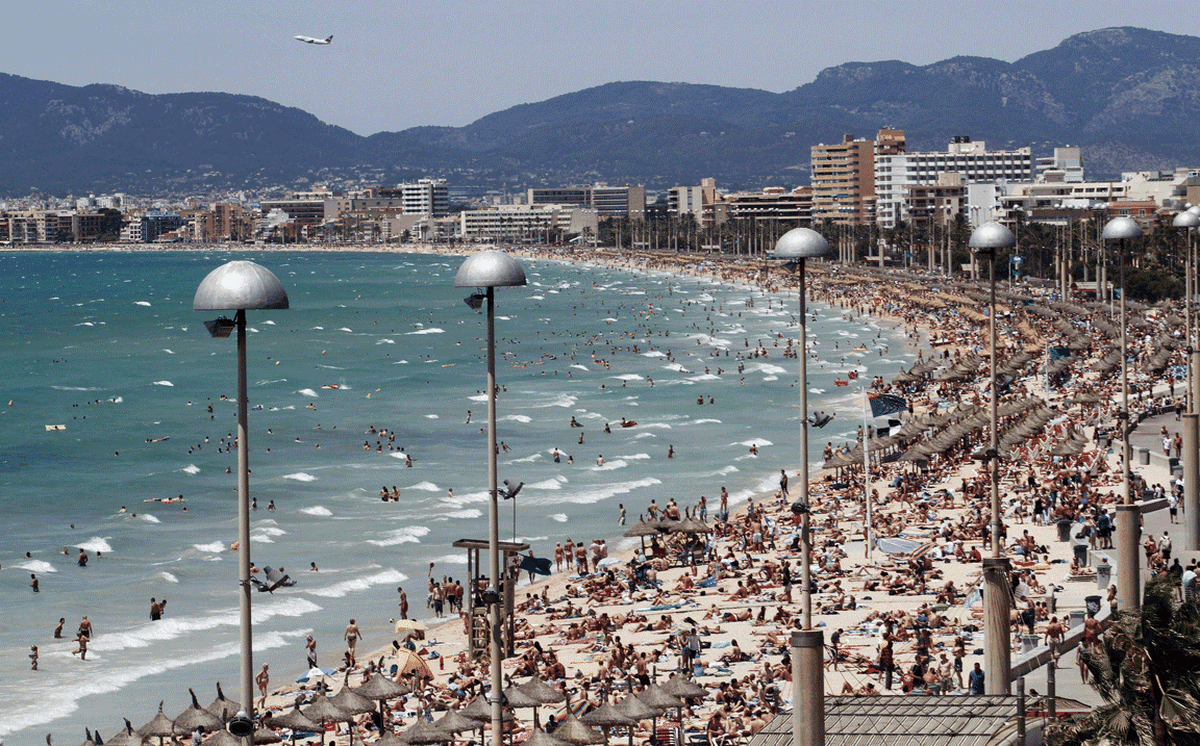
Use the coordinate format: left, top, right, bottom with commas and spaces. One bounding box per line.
300, 697, 354, 746
548, 714, 604, 745
432, 708, 479, 735
78, 728, 97, 746
376, 731, 407, 746
352, 671, 411, 722
252, 726, 282, 744
266, 701, 321, 746
523, 728, 567, 746
207, 683, 241, 721
329, 678, 375, 718
580, 703, 636, 745
104, 719, 146, 746
398, 720, 456, 744
137, 702, 176, 745
516, 677, 566, 728
173, 689, 224, 736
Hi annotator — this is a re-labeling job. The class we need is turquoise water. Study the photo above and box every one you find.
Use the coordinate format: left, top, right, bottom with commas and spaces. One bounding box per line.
0, 249, 909, 742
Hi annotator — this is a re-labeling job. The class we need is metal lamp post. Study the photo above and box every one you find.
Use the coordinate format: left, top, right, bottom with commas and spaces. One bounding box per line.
773, 227, 830, 746
194, 260, 289, 738
1102, 216, 1144, 610
969, 221, 1016, 694
1175, 210, 1200, 550
454, 249, 526, 742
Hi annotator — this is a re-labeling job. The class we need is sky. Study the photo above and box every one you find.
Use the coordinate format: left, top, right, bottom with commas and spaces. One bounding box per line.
4, 0, 1198, 137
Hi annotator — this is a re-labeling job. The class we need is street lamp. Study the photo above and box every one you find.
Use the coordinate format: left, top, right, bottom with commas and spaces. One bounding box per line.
969, 221, 1016, 695
772, 227, 830, 746
454, 249, 526, 742
193, 260, 289, 738
1102, 216, 1143, 610
1174, 210, 1200, 551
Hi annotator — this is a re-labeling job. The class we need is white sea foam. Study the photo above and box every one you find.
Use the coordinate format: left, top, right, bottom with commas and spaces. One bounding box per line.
297, 388, 320, 398
501, 414, 532, 423
526, 477, 661, 506
284, 472, 317, 482
691, 418, 722, 425
641, 351, 667, 357
377, 338, 396, 345
162, 348, 174, 354
250, 534, 274, 544
617, 453, 651, 460
736, 438, 774, 448
365, 525, 430, 547
637, 422, 673, 430
468, 394, 488, 402
160, 571, 179, 583
152, 380, 174, 387
15, 560, 57, 573
425, 414, 439, 419
549, 514, 569, 522
592, 459, 627, 471
571, 364, 590, 371
408, 481, 440, 492
181, 464, 200, 474
527, 476, 566, 490
77, 537, 113, 553
439, 508, 482, 520
135, 301, 151, 306
306, 568, 408, 598
300, 506, 332, 517
193, 540, 225, 553
139, 514, 161, 524
262, 320, 275, 325
76, 321, 94, 326
406, 327, 445, 335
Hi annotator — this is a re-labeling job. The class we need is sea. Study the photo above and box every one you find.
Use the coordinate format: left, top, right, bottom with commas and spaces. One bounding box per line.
0, 249, 912, 743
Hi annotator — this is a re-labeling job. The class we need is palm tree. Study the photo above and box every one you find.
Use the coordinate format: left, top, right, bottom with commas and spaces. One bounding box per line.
1046, 576, 1200, 746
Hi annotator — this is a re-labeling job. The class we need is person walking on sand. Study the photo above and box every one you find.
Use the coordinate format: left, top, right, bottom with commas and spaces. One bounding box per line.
344, 618, 360, 654
255, 663, 269, 709
306, 635, 317, 668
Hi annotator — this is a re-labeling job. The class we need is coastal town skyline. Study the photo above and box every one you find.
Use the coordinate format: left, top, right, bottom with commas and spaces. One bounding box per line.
5, 1, 1197, 136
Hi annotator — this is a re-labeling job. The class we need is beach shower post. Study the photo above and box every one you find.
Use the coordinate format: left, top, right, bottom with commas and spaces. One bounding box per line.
455, 249, 526, 741
969, 221, 1015, 694
1174, 208, 1200, 551
773, 227, 829, 746
1103, 216, 1143, 610
194, 260, 289, 738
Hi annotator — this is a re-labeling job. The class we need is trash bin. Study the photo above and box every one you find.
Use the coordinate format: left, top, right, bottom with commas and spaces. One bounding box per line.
1139, 447, 1150, 465
1085, 594, 1102, 617
1057, 519, 1072, 542
1073, 543, 1088, 565
1097, 562, 1112, 588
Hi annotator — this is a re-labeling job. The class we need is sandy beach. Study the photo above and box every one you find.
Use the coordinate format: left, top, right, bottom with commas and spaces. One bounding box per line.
28, 241, 1184, 745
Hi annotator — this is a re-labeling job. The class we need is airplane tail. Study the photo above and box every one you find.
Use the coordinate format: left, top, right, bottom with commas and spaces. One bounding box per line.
326, 35, 333, 43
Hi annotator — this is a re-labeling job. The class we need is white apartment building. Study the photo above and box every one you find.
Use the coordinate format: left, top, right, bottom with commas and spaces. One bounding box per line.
459, 204, 597, 241
875, 137, 1035, 229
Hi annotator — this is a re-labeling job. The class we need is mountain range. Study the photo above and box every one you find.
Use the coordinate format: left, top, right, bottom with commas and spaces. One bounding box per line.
2, 26, 1198, 197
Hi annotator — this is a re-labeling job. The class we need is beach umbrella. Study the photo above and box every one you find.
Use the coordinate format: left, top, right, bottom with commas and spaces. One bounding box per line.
671, 515, 712, 535
432, 708, 480, 734
622, 518, 661, 538
376, 732, 407, 746
137, 702, 177, 743
517, 678, 566, 705
660, 675, 706, 700
329, 672, 376, 717
503, 683, 542, 710
635, 685, 683, 712
252, 726, 283, 744
352, 672, 411, 722
399, 721, 456, 744
523, 728, 567, 746
78, 728, 97, 746
265, 702, 320, 746
207, 682, 241, 721
301, 697, 354, 746
613, 695, 657, 722
174, 689, 224, 736
548, 714, 604, 745
394, 619, 428, 634
581, 704, 635, 745
460, 695, 515, 723
204, 731, 249, 746
105, 719, 146, 746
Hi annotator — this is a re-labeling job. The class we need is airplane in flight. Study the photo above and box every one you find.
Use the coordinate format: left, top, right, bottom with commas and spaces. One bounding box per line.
294, 34, 333, 45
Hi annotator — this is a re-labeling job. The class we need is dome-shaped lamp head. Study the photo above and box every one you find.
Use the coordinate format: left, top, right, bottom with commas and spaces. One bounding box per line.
1101, 216, 1143, 241
968, 222, 1015, 255
194, 261, 289, 311
772, 228, 831, 260
1173, 211, 1200, 228
454, 250, 527, 288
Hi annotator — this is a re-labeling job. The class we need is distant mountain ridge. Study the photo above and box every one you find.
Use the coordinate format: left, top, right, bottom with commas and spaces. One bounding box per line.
1, 26, 1198, 196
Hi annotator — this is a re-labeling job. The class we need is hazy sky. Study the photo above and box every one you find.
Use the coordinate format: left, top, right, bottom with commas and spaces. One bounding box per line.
4, 1, 1196, 136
